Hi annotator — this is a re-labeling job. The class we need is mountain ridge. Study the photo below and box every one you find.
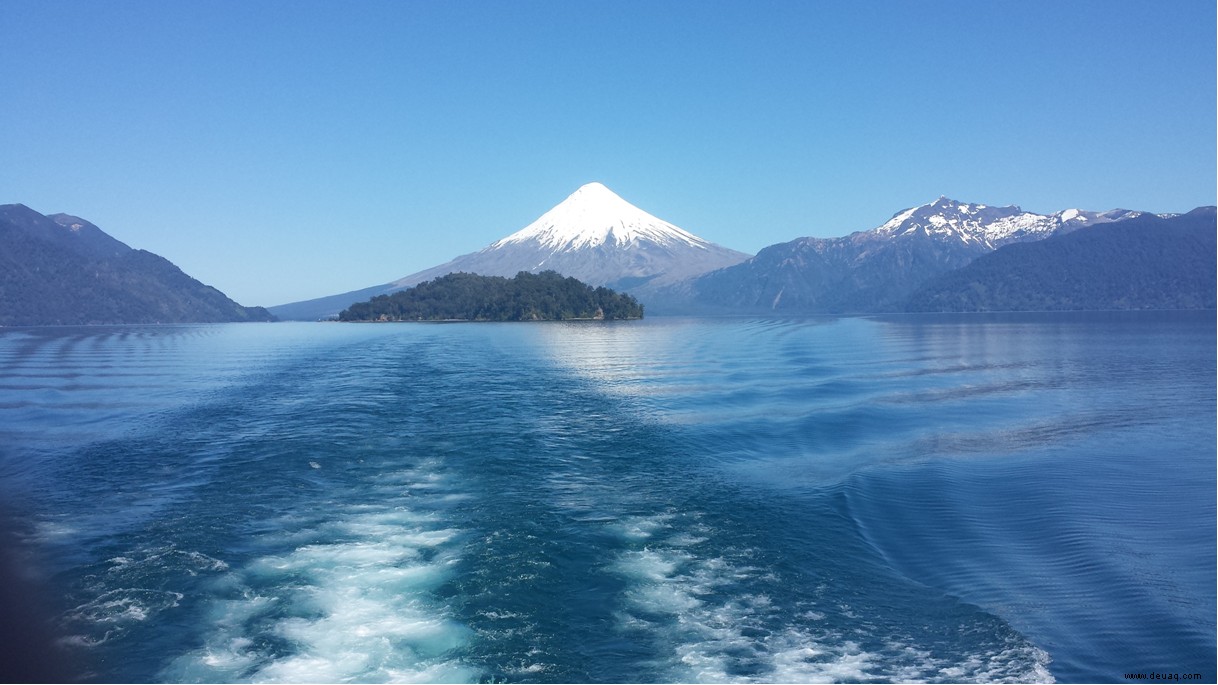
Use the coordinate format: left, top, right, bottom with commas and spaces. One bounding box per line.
905, 207, 1217, 312
661, 196, 1155, 314
0, 204, 274, 326
7, 189, 1207, 323
871, 197, 1142, 248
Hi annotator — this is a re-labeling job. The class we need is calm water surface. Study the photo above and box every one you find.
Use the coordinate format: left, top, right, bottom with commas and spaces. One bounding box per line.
0, 313, 1212, 683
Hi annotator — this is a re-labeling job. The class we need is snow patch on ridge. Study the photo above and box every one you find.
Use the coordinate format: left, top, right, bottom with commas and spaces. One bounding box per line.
875, 198, 1069, 248
871, 197, 1142, 250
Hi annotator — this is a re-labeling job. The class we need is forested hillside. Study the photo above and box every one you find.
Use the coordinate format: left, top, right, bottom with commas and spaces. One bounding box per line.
906, 208, 1216, 312
338, 271, 643, 322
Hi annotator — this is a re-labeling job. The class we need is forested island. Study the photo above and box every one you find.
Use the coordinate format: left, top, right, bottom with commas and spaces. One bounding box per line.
338, 271, 644, 322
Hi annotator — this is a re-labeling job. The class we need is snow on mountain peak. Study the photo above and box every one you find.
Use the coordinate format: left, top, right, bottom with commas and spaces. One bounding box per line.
876, 197, 1054, 247
489, 182, 711, 252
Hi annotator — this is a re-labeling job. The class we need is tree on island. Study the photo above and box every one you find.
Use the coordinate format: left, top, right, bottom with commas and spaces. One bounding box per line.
338, 271, 644, 322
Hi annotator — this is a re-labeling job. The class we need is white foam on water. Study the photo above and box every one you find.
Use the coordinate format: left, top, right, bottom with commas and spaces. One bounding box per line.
665, 532, 709, 547
105, 547, 230, 576
612, 513, 675, 541
616, 548, 688, 582
162, 461, 479, 683
33, 518, 80, 542
927, 643, 1057, 684
610, 514, 1054, 683
60, 588, 186, 647
63, 588, 184, 624
750, 633, 878, 683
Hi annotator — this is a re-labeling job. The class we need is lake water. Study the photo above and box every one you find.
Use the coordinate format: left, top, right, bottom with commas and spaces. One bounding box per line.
0, 313, 1213, 683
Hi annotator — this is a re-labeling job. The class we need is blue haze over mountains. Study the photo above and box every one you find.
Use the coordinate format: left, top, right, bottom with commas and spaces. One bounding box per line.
1, 184, 1214, 327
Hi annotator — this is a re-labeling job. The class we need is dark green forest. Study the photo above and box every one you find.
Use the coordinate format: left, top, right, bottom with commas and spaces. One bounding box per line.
338, 271, 644, 322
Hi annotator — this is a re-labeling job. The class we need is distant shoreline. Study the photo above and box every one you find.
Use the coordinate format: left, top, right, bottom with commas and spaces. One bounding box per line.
338, 316, 643, 324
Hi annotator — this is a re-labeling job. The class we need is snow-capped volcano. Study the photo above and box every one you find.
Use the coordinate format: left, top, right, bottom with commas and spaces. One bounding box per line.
376, 182, 749, 293
491, 182, 716, 252
268, 182, 749, 320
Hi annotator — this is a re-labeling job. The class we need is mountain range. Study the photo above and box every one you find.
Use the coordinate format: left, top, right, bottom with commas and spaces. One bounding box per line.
269, 183, 748, 321
907, 207, 1216, 311
3, 184, 1212, 327
0, 204, 273, 326
275, 183, 1211, 320
667, 198, 1149, 314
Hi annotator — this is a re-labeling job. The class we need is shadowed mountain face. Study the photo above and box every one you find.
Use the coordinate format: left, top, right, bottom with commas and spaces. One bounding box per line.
0, 204, 274, 326
664, 198, 1147, 314
270, 183, 749, 320
906, 207, 1217, 312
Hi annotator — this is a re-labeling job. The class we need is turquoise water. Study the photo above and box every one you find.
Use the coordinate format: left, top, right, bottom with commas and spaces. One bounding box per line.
0, 313, 1213, 683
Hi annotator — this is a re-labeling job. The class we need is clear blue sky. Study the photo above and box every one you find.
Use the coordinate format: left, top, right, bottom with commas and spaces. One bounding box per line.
2, 0, 1214, 306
